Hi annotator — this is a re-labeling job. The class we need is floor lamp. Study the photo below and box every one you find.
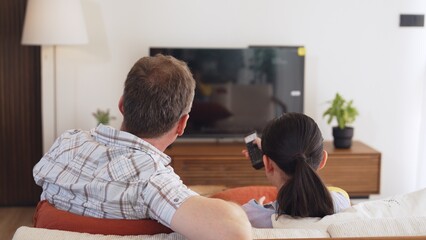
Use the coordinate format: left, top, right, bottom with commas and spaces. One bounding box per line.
21, 0, 88, 148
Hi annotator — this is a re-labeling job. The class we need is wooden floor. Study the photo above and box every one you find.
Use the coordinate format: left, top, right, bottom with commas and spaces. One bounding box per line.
0, 207, 35, 240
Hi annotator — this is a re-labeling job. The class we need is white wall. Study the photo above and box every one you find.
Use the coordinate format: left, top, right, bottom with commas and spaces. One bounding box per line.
43, 0, 426, 198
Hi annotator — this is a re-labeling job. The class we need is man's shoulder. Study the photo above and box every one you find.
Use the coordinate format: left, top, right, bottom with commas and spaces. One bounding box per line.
54, 129, 96, 148
58, 128, 92, 140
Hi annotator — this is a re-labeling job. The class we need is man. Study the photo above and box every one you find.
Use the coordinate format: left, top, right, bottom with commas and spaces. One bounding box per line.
33, 54, 252, 239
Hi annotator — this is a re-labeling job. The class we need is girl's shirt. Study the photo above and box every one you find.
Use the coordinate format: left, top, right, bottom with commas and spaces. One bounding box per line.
242, 187, 351, 228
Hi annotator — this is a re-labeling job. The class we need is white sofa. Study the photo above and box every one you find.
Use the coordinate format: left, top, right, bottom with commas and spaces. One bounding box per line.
13, 188, 426, 240
12, 217, 426, 240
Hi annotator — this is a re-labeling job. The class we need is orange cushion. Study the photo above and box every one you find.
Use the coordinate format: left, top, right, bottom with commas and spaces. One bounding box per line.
210, 186, 278, 205
33, 200, 173, 235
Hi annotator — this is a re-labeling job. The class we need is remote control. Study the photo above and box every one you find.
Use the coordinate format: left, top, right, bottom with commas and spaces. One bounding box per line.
244, 132, 264, 170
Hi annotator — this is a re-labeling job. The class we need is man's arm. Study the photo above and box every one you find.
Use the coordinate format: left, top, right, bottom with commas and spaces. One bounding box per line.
170, 195, 252, 240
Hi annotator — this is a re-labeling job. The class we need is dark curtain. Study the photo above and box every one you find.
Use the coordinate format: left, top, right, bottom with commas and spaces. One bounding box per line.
0, 0, 43, 206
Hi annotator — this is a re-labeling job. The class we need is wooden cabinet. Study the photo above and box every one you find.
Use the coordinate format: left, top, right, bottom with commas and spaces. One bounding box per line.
166, 141, 381, 198
320, 141, 381, 197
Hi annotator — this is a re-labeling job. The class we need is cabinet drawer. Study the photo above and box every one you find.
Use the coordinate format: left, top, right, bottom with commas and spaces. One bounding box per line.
320, 155, 380, 197
172, 157, 269, 187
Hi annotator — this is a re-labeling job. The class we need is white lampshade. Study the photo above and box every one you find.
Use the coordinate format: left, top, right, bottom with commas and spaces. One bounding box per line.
22, 0, 88, 45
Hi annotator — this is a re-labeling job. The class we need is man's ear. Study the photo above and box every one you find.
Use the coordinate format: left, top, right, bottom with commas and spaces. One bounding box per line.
318, 150, 328, 170
118, 96, 125, 114
263, 155, 274, 173
176, 114, 189, 136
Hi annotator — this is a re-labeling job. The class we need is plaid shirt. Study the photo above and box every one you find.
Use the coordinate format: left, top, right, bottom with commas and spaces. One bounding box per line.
33, 124, 198, 227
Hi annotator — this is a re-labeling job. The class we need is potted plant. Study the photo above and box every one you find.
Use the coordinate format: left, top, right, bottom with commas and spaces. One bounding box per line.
323, 93, 359, 148
92, 109, 116, 125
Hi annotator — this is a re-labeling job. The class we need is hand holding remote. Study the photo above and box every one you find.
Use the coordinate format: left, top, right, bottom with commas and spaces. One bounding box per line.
244, 132, 264, 170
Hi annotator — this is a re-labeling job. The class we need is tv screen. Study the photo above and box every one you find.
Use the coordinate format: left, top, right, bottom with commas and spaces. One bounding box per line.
150, 47, 305, 138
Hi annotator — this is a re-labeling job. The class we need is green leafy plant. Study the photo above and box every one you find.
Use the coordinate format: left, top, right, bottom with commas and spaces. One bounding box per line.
92, 109, 116, 125
323, 93, 359, 129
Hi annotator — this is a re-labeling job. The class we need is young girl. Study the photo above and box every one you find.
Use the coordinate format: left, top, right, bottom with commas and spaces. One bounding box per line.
242, 113, 351, 228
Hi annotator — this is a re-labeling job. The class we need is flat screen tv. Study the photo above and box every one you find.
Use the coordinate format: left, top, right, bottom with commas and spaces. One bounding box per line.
150, 46, 305, 139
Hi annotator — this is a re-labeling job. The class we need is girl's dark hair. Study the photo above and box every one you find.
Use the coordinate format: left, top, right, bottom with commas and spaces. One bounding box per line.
261, 113, 334, 218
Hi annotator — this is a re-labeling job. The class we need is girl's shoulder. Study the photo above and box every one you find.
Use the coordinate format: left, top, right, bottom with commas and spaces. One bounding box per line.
327, 186, 351, 213
327, 186, 350, 199
242, 199, 276, 228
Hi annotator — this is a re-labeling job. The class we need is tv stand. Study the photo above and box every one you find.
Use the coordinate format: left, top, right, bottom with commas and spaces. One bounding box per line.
165, 141, 381, 198
175, 137, 244, 143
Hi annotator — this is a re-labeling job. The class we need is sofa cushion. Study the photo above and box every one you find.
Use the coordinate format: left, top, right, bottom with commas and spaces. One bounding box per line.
13, 226, 330, 240
34, 200, 173, 235
272, 187, 426, 231
252, 228, 330, 239
210, 186, 277, 205
328, 217, 426, 237
13, 226, 184, 240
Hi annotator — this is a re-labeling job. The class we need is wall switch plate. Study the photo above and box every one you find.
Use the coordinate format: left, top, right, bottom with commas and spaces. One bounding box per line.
400, 14, 424, 27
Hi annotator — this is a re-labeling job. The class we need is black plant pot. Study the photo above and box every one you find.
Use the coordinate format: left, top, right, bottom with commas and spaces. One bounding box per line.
332, 127, 354, 149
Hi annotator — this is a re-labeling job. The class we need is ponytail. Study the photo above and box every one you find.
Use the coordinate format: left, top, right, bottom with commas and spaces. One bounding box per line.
262, 113, 334, 218
276, 153, 334, 218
